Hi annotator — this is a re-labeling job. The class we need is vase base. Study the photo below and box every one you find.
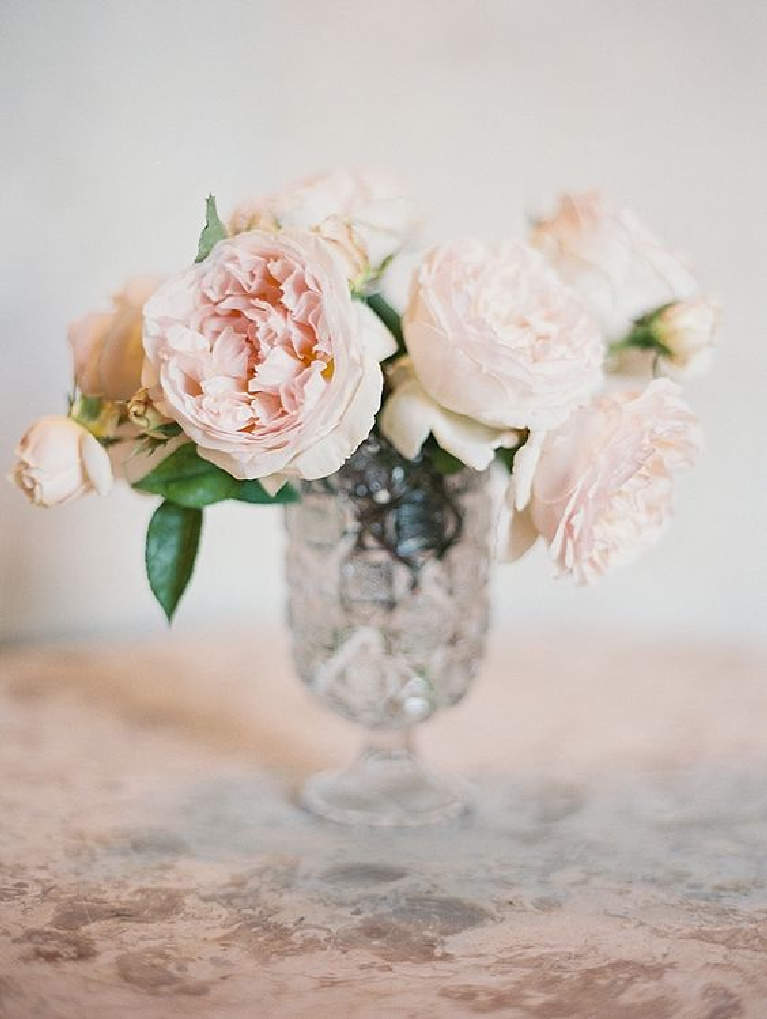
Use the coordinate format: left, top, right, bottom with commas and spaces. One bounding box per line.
301, 746, 471, 827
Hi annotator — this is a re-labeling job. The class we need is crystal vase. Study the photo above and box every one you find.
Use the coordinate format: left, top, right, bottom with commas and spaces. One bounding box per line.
285, 434, 494, 826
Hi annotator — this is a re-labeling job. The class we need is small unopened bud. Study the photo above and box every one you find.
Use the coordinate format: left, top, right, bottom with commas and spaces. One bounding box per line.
128, 388, 174, 437
651, 298, 719, 376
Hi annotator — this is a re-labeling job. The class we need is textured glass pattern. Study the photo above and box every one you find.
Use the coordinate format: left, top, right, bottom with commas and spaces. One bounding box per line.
285, 435, 493, 729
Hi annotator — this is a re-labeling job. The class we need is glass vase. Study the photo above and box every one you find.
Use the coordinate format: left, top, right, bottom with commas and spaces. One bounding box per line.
285, 434, 494, 826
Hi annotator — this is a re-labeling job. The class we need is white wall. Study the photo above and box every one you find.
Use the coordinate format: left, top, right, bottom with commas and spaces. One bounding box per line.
1, 0, 765, 646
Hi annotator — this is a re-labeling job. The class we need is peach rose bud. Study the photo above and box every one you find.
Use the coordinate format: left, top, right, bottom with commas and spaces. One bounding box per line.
68, 276, 162, 402
10, 416, 113, 507
127, 387, 173, 437
652, 298, 720, 376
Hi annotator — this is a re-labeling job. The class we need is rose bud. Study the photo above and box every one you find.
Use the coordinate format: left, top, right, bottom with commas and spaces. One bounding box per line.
10, 416, 112, 507
652, 298, 720, 376
127, 387, 174, 437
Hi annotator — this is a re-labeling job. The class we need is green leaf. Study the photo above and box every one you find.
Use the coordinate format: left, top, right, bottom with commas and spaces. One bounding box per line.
145, 501, 202, 622
134, 435, 167, 458
425, 442, 465, 475
496, 441, 525, 474
634, 302, 675, 329
195, 194, 227, 263
154, 422, 183, 439
134, 442, 302, 507
133, 443, 239, 507
234, 479, 300, 504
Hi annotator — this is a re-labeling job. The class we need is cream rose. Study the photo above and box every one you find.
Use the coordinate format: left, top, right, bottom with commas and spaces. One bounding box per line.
10, 416, 112, 507
68, 276, 162, 401
228, 169, 413, 279
653, 298, 719, 376
142, 229, 396, 487
507, 379, 701, 583
380, 357, 520, 469
531, 192, 698, 341
402, 239, 603, 433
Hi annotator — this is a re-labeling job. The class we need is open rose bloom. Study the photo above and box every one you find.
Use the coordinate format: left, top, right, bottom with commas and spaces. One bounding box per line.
506, 380, 702, 583
228, 169, 414, 280
531, 192, 699, 341
10, 174, 715, 618
393, 238, 604, 431
142, 228, 395, 489
68, 276, 162, 402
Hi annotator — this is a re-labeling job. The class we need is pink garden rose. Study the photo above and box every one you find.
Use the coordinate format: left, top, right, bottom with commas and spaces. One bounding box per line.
10, 416, 112, 507
400, 239, 603, 434
531, 192, 698, 341
68, 276, 161, 402
142, 229, 396, 487
507, 379, 701, 583
228, 169, 413, 279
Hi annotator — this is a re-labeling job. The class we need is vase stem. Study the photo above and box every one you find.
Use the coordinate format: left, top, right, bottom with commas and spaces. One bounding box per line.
301, 726, 469, 827
360, 728, 414, 760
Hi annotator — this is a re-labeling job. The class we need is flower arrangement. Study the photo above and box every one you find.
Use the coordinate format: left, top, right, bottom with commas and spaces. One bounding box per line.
11, 172, 717, 619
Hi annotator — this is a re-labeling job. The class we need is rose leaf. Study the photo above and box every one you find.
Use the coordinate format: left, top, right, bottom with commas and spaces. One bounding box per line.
234, 480, 300, 504
195, 195, 227, 263
133, 443, 239, 507
145, 501, 203, 622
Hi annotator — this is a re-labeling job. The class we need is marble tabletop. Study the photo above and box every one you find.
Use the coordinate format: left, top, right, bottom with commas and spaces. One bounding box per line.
1, 629, 766, 1018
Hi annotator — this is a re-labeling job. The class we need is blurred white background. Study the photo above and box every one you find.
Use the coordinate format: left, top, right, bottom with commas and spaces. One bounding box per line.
1, 0, 765, 647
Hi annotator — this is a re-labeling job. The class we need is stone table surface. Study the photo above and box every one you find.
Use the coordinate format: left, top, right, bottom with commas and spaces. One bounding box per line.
1, 629, 767, 1018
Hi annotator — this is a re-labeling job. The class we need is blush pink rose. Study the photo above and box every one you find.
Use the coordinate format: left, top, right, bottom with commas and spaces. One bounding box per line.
68, 277, 162, 401
507, 379, 701, 583
228, 169, 413, 278
142, 229, 396, 487
531, 192, 698, 341
402, 239, 604, 433
10, 416, 112, 507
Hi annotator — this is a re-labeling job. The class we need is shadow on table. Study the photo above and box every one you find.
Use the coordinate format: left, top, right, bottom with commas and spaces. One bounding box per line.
91, 763, 767, 919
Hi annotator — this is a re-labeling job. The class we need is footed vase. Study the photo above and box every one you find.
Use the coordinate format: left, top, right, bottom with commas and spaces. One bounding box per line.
285, 434, 493, 826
